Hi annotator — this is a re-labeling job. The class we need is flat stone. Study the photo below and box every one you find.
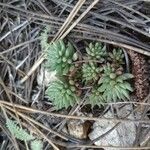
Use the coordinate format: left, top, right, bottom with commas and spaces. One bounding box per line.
37, 67, 57, 87
88, 105, 139, 150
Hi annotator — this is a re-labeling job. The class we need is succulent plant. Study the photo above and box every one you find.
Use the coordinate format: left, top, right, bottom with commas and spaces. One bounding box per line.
98, 64, 134, 102
86, 42, 107, 62
45, 40, 78, 75
40, 26, 51, 51
88, 87, 104, 107
6, 119, 34, 141
6, 119, 43, 150
46, 80, 78, 109
40, 27, 134, 109
108, 48, 124, 67
82, 62, 103, 83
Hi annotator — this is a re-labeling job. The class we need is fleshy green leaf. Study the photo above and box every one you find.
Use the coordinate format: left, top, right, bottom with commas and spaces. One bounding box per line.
46, 81, 78, 109
6, 119, 34, 141
43, 39, 77, 76
31, 140, 43, 150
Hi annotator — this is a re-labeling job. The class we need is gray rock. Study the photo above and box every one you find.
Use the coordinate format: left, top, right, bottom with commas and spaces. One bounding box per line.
89, 105, 139, 150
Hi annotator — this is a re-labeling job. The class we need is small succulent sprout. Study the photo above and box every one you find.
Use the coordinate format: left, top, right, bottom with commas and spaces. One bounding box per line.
73, 52, 78, 61
82, 62, 103, 83
40, 26, 51, 50
109, 73, 117, 79
31, 140, 43, 150
69, 79, 75, 85
86, 42, 107, 62
108, 48, 124, 66
102, 63, 115, 76
88, 87, 105, 107
6, 119, 34, 141
46, 80, 78, 109
6, 119, 43, 150
98, 64, 134, 102
44, 40, 78, 75
115, 67, 124, 75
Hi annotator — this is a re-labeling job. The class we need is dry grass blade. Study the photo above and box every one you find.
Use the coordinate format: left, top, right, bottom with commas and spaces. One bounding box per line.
108, 0, 150, 22
0, 77, 20, 123
62, 144, 150, 149
0, 20, 29, 42
60, 0, 100, 39
20, 55, 44, 83
72, 35, 150, 56
1, 101, 150, 123
0, 38, 39, 55
0, 54, 26, 77
54, 0, 86, 41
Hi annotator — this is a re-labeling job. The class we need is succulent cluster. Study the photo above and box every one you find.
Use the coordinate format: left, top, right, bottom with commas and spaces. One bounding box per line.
41, 27, 133, 109
46, 80, 78, 109
84, 44, 133, 106
98, 64, 133, 102
45, 40, 78, 75
82, 62, 102, 83
108, 48, 124, 67
86, 42, 107, 62
88, 87, 104, 107
6, 119, 43, 150
40, 26, 51, 51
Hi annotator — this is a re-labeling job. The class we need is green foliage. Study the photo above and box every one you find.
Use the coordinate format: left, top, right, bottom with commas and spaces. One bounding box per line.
101, 63, 115, 76
40, 26, 51, 51
108, 48, 124, 66
98, 64, 134, 102
6, 119, 34, 141
40, 27, 133, 109
88, 87, 104, 107
6, 119, 43, 150
31, 140, 43, 150
82, 62, 102, 82
46, 80, 78, 109
86, 42, 107, 62
45, 40, 78, 75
